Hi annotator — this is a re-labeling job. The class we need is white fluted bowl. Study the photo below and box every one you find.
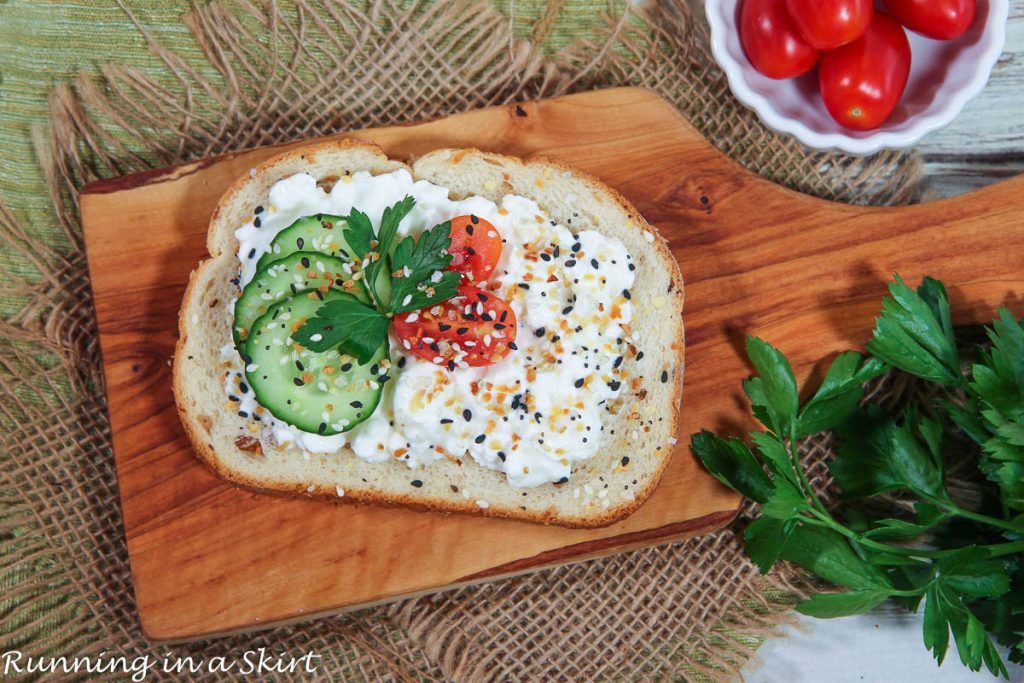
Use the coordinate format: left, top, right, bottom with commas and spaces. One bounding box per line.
705, 0, 1008, 155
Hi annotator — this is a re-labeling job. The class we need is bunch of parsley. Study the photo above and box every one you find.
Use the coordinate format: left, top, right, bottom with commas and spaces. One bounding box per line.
293, 197, 461, 363
692, 275, 1024, 677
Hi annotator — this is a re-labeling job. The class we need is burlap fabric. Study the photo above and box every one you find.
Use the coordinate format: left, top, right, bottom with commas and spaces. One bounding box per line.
0, 0, 923, 680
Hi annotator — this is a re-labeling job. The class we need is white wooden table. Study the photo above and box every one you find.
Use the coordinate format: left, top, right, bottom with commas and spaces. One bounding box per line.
740, 5, 1024, 681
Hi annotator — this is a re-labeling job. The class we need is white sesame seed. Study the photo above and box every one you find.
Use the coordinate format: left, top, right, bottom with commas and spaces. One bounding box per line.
306, 485, 315, 493
405, 313, 419, 323
335, 486, 345, 497
644, 231, 655, 243
310, 333, 323, 342
430, 270, 443, 283
475, 500, 490, 509
402, 294, 413, 307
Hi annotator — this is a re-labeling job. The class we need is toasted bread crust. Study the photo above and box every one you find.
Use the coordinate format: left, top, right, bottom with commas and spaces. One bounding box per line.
173, 140, 684, 528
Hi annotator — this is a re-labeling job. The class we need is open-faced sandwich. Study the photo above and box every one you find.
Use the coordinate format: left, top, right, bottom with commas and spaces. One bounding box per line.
173, 140, 684, 528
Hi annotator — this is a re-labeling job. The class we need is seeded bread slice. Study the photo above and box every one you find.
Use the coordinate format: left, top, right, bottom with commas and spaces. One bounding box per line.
173, 139, 684, 528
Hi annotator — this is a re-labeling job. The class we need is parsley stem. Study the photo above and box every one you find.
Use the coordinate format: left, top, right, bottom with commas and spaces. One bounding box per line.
803, 509, 951, 560
931, 499, 1021, 534
988, 540, 1024, 558
786, 429, 829, 516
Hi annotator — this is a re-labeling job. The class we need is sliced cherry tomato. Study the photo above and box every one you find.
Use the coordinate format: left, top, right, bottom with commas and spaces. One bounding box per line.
785, 0, 872, 50
740, 0, 819, 80
446, 215, 502, 285
819, 12, 911, 130
882, 0, 975, 40
393, 286, 518, 368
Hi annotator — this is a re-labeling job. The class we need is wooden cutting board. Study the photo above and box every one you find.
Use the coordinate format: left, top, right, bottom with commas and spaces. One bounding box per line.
80, 87, 1024, 642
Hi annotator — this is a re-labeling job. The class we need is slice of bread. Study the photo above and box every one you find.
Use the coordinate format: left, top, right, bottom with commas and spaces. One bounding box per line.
173, 139, 684, 528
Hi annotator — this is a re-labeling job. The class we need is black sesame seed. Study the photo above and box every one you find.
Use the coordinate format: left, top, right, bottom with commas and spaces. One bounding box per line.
474, 434, 486, 444
572, 241, 581, 252
341, 362, 353, 372
562, 306, 574, 315
535, 327, 546, 337
253, 217, 262, 228
471, 214, 480, 224
623, 289, 631, 300
441, 418, 454, 424
466, 224, 474, 235
370, 364, 379, 375
622, 456, 630, 466
293, 378, 305, 386
590, 258, 599, 269
228, 395, 240, 402
255, 205, 264, 214
438, 323, 452, 332
565, 259, 577, 267
613, 356, 624, 369
497, 451, 506, 462
429, 342, 441, 353
556, 476, 569, 484
463, 409, 473, 421
628, 263, 636, 271
447, 360, 455, 371
609, 380, 621, 391
239, 382, 249, 393
574, 378, 585, 388
456, 327, 469, 335
508, 341, 519, 350
297, 237, 305, 249
318, 422, 327, 434
411, 480, 423, 488
240, 353, 253, 364
350, 400, 363, 408
379, 374, 390, 384
247, 248, 256, 259
661, 370, 669, 383
397, 357, 406, 368
636, 351, 645, 361
295, 360, 304, 371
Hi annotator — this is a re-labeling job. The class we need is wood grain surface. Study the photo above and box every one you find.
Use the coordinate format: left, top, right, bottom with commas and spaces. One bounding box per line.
80, 87, 1024, 642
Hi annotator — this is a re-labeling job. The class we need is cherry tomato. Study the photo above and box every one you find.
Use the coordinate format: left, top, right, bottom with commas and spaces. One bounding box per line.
740, 0, 819, 80
882, 0, 975, 40
819, 12, 911, 130
785, 0, 872, 50
393, 286, 518, 368
446, 214, 502, 285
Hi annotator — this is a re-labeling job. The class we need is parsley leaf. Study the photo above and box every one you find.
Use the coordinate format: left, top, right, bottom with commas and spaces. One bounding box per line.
690, 430, 774, 504
389, 220, 462, 314
744, 336, 799, 435
292, 294, 389, 365
365, 195, 415, 305
866, 275, 962, 386
796, 352, 887, 437
744, 517, 796, 573
796, 589, 891, 618
779, 524, 893, 591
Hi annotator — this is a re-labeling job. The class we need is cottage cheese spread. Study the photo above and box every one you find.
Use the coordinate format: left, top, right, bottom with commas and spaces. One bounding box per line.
223, 169, 636, 487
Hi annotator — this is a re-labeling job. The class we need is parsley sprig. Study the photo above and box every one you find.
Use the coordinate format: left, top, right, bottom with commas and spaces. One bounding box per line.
692, 275, 1024, 678
292, 197, 461, 363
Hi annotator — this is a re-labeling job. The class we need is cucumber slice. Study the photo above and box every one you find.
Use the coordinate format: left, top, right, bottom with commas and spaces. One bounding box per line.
243, 291, 389, 435
255, 214, 354, 272
233, 251, 368, 345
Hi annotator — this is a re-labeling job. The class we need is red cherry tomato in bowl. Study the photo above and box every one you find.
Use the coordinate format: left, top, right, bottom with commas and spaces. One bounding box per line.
393, 286, 518, 368
819, 12, 911, 130
740, 0, 819, 79
784, 0, 873, 50
882, 0, 975, 40
446, 214, 502, 285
